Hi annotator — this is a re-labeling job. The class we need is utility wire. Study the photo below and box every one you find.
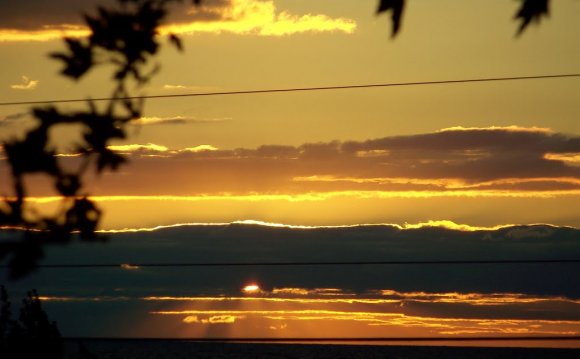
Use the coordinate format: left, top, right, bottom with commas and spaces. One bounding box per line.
1, 73, 579, 106
2, 259, 579, 269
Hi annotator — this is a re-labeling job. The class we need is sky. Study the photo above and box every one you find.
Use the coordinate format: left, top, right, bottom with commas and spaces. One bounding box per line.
1, 0, 580, 346
1, 0, 579, 229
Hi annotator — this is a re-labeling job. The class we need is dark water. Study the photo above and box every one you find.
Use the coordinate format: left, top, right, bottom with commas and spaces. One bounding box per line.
64, 340, 580, 359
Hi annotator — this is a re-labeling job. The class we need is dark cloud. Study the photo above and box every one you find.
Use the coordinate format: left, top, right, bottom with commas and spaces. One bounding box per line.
3, 222, 579, 337
344, 127, 578, 152
0, 0, 109, 30
3, 222, 579, 297
0, 0, 229, 31
86, 127, 580, 195
341, 127, 580, 180
1, 127, 578, 196
183, 0, 233, 22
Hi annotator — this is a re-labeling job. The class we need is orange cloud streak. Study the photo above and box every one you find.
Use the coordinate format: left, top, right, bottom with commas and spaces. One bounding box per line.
152, 308, 580, 335
160, 0, 356, 37
17, 188, 580, 208
0, 26, 89, 42
293, 175, 580, 190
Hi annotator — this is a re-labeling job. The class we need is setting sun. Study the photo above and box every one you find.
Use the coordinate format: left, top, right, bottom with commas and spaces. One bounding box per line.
242, 284, 261, 293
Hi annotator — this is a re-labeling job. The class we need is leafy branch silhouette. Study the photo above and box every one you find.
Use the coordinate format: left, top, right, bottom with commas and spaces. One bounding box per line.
377, 0, 551, 37
0, 0, 196, 278
0, 0, 554, 279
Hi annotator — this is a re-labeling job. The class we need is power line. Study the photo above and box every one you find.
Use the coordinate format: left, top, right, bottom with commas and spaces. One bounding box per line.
2, 259, 579, 269
1, 73, 579, 107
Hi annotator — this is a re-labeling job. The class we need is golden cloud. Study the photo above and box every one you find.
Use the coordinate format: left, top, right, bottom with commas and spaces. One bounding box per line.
437, 125, 553, 134
41, 288, 580, 307
21, 189, 580, 208
161, 0, 356, 37
182, 145, 219, 152
0, 26, 88, 42
183, 314, 241, 324
152, 308, 580, 336
402, 220, 509, 232
271, 288, 313, 296
376, 289, 580, 306
10, 76, 39, 90
131, 116, 230, 126
107, 143, 169, 153
544, 152, 580, 166
183, 315, 200, 323
293, 176, 580, 190
106, 142, 218, 154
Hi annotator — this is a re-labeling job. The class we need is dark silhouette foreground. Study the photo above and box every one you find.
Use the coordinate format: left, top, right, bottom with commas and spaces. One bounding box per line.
0, 286, 63, 359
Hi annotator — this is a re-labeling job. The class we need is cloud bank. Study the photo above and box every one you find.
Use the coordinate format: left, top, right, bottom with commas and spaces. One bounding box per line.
3, 222, 580, 338
44, 126, 580, 197
4, 221, 576, 297
1, 126, 578, 228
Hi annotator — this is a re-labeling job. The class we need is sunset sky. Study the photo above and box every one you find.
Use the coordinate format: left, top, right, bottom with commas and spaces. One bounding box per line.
1, 0, 580, 345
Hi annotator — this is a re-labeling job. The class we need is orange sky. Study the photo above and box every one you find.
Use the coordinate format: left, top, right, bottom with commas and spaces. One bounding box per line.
1, 1, 579, 230
1, 0, 580, 345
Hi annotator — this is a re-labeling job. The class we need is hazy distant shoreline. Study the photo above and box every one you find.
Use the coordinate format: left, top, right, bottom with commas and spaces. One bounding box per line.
63, 340, 580, 359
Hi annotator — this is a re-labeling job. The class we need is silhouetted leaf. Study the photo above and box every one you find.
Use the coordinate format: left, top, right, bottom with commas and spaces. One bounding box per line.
85, 0, 166, 82
50, 38, 93, 80
83, 113, 127, 151
376, 0, 406, 37
55, 174, 81, 197
65, 198, 102, 240
169, 33, 183, 52
4, 127, 58, 177
33, 107, 66, 126
515, 0, 550, 35
97, 149, 127, 172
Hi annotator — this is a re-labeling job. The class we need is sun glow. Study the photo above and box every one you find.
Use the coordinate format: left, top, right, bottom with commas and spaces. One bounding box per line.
242, 284, 261, 293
